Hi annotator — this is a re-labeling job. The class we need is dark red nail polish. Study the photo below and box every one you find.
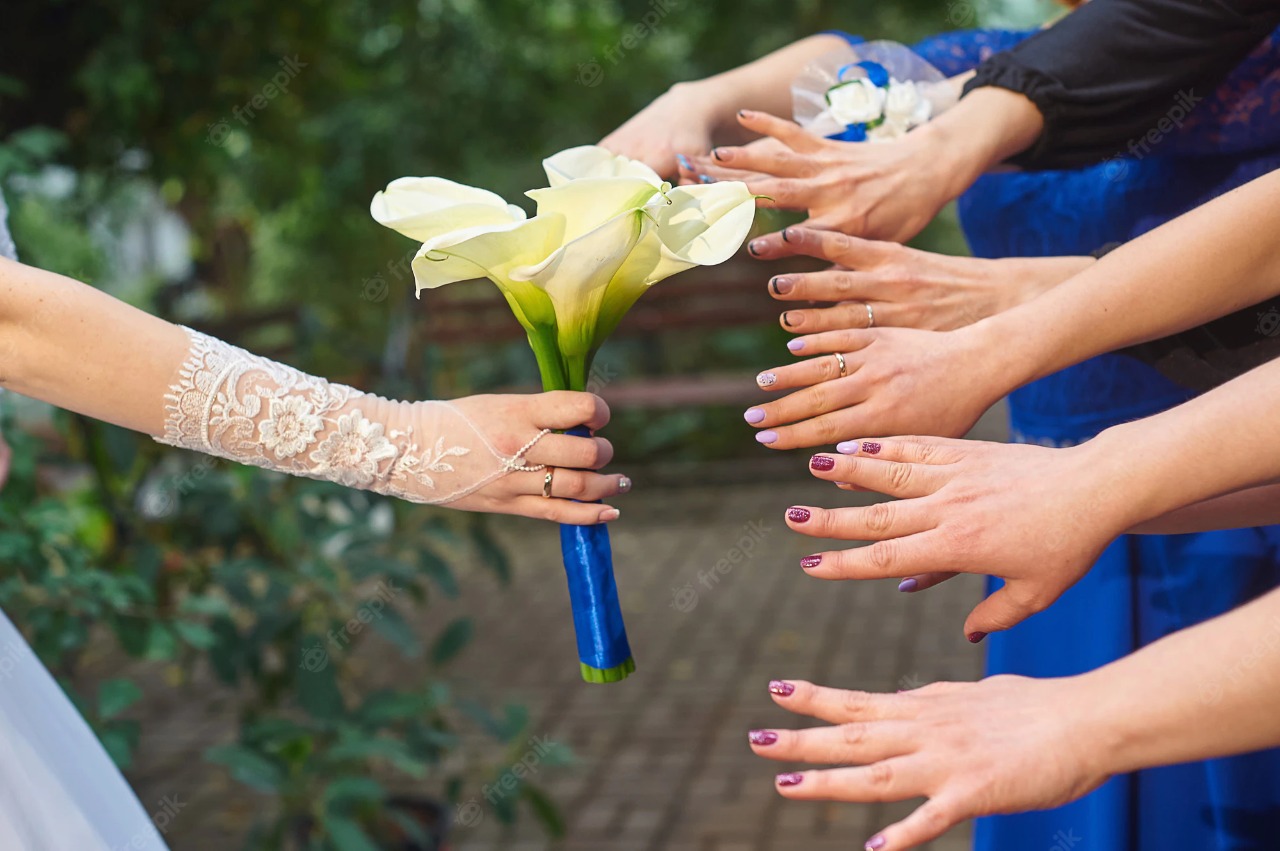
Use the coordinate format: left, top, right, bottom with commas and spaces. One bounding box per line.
787, 507, 811, 523
768, 680, 795, 697
810, 455, 835, 471
862, 441, 882, 455
749, 729, 778, 746
776, 773, 804, 787
968, 632, 987, 644
801, 555, 822, 569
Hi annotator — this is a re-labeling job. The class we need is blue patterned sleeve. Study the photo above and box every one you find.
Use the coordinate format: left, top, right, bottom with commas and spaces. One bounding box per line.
911, 29, 1037, 78
1166, 29, 1280, 156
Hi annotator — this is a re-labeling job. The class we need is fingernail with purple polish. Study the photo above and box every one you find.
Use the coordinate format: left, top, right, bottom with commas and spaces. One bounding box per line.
744, 408, 766, 424
787, 507, 811, 523
757, 372, 777, 388
776, 773, 805, 787
756, 430, 779, 445
810, 455, 835, 471
836, 441, 860, 455
801, 555, 822, 569
748, 729, 778, 746
898, 578, 919, 593
787, 339, 806, 352
771, 276, 794, 295
768, 680, 795, 697
968, 632, 988, 644
862, 441, 882, 455
865, 835, 888, 850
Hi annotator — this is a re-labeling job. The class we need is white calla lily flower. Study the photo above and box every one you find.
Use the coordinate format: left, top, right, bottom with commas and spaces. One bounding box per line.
373, 146, 756, 389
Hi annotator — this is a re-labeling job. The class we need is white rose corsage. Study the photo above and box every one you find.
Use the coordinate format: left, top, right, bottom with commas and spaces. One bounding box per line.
793, 41, 956, 142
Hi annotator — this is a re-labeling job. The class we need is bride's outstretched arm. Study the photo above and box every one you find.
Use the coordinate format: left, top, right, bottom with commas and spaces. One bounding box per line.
0, 256, 628, 524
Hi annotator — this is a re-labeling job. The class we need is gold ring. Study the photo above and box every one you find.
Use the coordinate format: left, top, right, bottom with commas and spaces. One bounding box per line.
834, 352, 847, 378
542, 468, 555, 498
863, 301, 875, 329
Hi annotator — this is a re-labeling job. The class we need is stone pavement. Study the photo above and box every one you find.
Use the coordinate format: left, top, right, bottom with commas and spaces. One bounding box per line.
130, 406, 1008, 850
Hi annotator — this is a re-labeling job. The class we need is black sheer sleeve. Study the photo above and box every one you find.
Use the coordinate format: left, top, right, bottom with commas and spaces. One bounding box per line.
962, 0, 1280, 169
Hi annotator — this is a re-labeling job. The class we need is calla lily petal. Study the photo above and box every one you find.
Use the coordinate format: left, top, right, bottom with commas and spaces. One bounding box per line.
526, 177, 660, 243
543, 145, 663, 188
371, 176, 525, 242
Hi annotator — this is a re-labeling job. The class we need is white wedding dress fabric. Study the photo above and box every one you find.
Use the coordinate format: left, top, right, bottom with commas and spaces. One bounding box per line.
0, 192, 169, 849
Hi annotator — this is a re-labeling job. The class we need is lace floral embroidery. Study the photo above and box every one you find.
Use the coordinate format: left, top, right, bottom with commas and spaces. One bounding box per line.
156, 328, 542, 504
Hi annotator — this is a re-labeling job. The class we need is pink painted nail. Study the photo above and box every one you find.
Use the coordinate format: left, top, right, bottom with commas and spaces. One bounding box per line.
768, 680, 795, 697
776, 772, 804, 787
744, 408, 766, 424
865, 835, 887, 850
748, 730, 779, 746
809, 455, 835, 471
801, 555, 822, 569
787, 338, 806, 352
756, 430, 779, 445
862, 441, 882, 455
787, 507, 811, 523
757, 372, 777, 387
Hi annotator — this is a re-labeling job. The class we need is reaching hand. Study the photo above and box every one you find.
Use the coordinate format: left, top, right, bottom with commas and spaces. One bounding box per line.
752, 677, 1109, 850
678, 111, 964, 242
744, 327, 1003, 450
747, 226, 1094, 333
599, 84, 723, 179
0, 425, 11, 492
786, 436, 1139, 638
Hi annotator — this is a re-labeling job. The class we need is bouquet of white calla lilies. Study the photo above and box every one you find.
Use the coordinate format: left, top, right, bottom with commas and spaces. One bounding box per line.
372, 145, 756, 683
372, 145, 755, 390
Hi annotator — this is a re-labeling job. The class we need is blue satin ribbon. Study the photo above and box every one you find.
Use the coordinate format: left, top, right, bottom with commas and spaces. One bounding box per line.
558, 426, 633, 678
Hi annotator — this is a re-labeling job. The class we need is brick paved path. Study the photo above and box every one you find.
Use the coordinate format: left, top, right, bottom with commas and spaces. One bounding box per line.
131, 408, 1008, 850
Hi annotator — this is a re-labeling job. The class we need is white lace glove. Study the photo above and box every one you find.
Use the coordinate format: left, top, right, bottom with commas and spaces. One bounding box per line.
155, 328, 624, 518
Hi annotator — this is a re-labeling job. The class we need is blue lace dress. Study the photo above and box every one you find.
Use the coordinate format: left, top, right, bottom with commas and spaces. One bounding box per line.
914, 28, 1280, 851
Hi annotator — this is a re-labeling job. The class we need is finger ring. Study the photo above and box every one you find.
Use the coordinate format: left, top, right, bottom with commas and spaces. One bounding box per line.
833, 352, 848, 378
542, 468, 556, 499
863, 301, 875, 329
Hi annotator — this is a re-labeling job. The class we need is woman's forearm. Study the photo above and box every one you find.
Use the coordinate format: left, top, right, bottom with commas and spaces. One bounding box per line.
0, 257, 188, 436
966, 169, 1280, 390
1079, 585, 1280, 774
680, 34, 849, 140
1130, 483, 1280, 534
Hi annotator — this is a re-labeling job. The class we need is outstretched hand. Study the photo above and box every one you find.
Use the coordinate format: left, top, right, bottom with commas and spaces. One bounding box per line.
785, 436, 1139, 638
747, 226, 1094, 333
678, 111, 961, 242
752, 676, 1110, 850
744, 327, 1004, 450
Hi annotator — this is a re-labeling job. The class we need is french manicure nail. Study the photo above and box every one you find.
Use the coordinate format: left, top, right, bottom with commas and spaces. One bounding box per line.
898, 578, 918, 593
771, 276, 794, 295
744, 407, 766, 424
800, 555, 822, 569
713, 148, 727, 161
757, 371, 777, 388
748, 729, 778, 746
810, 455, 835, 471
756, 430, 779, 445
618, 476, 633, 494
862, 441, 882, 455
968, 632, 987, 644
781, 227, 794, 243
865, 835, 888, 850
600, 508, 621, 522
748, 239, 765, 257
738, 109, 754, 119
776, 773, 804, 787
787, 338, 806, 352
836, 441, 860, 454
787, 507, 811, 523
768, 680, 795, 696
781, 312, 796, 327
